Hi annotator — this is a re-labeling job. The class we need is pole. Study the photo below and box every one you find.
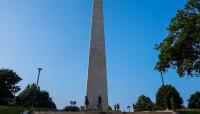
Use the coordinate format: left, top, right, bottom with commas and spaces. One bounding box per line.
31, 68, 42, 110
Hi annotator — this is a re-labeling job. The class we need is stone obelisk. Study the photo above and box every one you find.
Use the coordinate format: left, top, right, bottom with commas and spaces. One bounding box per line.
86, 0, 108, 111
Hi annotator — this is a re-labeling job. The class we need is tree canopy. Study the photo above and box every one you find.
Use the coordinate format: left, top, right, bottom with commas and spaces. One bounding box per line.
155, 0, 200, 77
0, 68, 22, 105
16, 84, 56, 109
156, 85, 183, 110
188, 91, 200, 109
133, 95, 154, 111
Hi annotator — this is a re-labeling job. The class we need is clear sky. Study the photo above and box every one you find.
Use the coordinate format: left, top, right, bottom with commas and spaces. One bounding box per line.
0, 0, 199, 111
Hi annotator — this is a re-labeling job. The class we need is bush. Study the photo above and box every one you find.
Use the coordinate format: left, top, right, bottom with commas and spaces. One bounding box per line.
156, 85, 183, 110
63, 106, 80, 112
188, 91, 200, 109
133, 95, 154, 111
16, 84, 57, 109
108, 106, 112, 111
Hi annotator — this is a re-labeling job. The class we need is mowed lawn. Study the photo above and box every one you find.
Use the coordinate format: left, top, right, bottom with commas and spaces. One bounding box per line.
0, 106, 25, 114
0, 106, 57, 114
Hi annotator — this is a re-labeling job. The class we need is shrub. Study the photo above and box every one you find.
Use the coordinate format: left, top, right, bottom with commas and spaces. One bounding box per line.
63, 106, 80, 112
188, 91, 200, 109
133, 95, 154, 111
156, 85, 183, 110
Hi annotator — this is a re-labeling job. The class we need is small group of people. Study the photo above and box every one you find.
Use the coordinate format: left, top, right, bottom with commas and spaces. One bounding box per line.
114, 103, 120, 110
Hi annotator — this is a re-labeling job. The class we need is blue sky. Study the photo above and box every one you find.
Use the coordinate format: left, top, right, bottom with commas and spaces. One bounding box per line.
0, 0, 199, 111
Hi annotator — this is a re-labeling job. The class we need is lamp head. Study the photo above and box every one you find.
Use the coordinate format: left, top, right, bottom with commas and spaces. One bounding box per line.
38, 68, 42, 71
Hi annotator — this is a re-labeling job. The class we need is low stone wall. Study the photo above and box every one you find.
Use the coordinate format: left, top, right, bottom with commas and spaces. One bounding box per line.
124, 112, 176, 114
34, 111, 176, 114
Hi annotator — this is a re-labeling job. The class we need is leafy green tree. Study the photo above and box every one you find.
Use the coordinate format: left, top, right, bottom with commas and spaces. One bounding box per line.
188, 91, 200, 109
16, 84, 56, 109
156, 85, 183, 110
63, 106, 80, 112
133, 95, 154, 111
0, 68, 22, 105
155, 0, 200, 77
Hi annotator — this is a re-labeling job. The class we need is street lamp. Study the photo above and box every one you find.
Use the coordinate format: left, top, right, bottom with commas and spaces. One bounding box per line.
127, 106, 131, 112
31, 68, 43, 110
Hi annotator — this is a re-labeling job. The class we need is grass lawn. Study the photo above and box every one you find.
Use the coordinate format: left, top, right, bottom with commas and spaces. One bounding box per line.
0, 106, 25, 114
0, 106, 56, 114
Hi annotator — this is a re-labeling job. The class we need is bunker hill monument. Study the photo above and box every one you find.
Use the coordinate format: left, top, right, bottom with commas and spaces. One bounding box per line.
86, 0, 108, 111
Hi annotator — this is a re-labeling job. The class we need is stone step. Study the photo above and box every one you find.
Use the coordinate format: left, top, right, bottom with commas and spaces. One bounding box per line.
33, 111, 176, 114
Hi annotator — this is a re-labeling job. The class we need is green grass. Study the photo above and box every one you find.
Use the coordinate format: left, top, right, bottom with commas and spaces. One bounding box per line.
0, 106, 57, 114
0, 106, 25, 114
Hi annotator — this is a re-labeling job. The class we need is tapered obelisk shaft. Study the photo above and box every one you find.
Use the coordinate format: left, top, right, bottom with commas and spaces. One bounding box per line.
86, 0, 108, 111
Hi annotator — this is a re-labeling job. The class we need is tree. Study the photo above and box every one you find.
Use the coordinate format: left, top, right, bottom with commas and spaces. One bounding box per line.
156, 85, 183, 110
16, 84, 56, 109
0, 68, 22, 105
155, 0, 200, 77
133, 95, 154, 111
188, 91, 200, 109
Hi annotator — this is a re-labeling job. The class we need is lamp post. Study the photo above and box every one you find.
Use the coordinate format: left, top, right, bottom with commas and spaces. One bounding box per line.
127, 106, 131, 112
31, 68, 42, 110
